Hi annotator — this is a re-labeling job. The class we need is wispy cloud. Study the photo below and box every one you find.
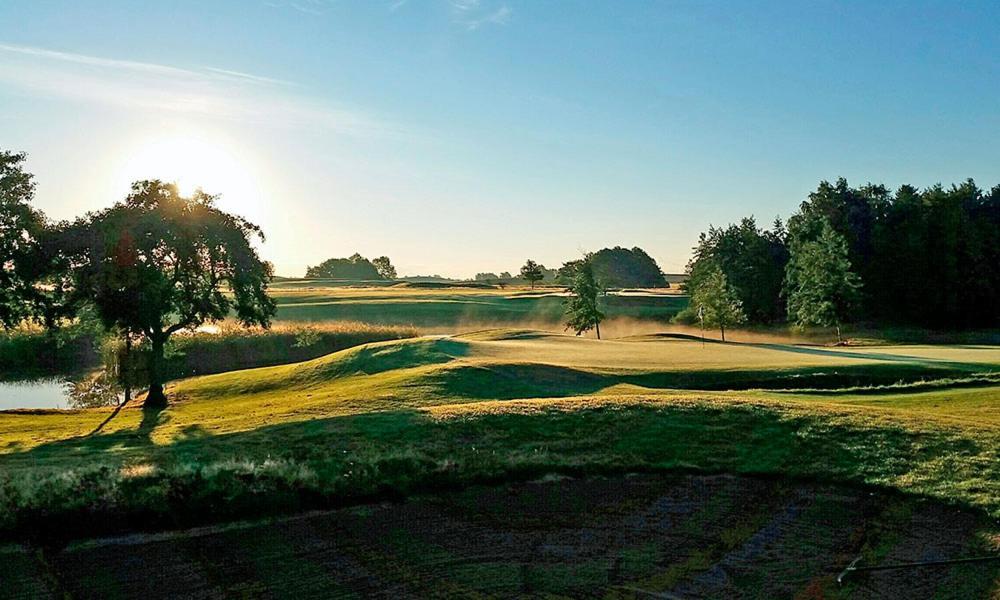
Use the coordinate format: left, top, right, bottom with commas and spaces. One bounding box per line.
466, 5, 511, 29
263, 0, 336, 16
447, 0, 511, 30
0, 43, 394, 137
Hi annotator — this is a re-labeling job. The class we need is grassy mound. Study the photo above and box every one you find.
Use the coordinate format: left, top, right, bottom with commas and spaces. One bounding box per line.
0, 330, 997, 542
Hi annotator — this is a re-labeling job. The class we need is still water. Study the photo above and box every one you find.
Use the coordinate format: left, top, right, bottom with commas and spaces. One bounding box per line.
0, 376, 125, 411
0, 378, 72, 410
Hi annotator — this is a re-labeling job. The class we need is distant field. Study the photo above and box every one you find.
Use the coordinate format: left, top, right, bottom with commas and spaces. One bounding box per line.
267, 281, 688, 331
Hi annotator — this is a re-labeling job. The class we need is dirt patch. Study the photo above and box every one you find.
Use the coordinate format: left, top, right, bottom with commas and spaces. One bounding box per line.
4, 475, 997, 599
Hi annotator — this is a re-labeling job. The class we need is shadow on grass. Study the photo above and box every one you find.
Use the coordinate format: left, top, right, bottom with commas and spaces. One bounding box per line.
2, 397, 996, 545
743, 341, 994, 367
426, 361, 995, 400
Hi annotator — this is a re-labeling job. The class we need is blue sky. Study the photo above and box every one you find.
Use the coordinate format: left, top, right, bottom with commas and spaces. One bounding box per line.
1, 1, 998, 277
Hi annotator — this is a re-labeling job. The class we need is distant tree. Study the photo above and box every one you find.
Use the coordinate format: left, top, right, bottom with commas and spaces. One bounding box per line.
306, 253, 381, 279
785, 220, 861, 343
564, 257, 605, 339
499, 271, 512, 280
474, 272, 499, 282
0, 151, 45, 328
556, 259, 584, 285
371, 256, 397, 280
519, 259, 544, 289
56, 181, 276, 406
690, 264, 745, 342
590, 246, 667, 288
682, 217, 788, 324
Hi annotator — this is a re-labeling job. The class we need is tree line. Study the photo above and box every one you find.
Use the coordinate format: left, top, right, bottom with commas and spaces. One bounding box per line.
682, 177, 1000, 339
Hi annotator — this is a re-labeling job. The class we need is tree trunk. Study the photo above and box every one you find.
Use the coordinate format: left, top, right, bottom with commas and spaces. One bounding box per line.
720, 325, 726, 343
145, 336, 167, 407
123, 336, 132, 404
836, 324, 843, 344
595, 321, 601, 340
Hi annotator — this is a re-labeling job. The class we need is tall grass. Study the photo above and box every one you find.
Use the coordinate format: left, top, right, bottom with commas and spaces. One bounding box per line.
162, 321, 418, 379
2, 320, 417, 389
0, 323, 98, 381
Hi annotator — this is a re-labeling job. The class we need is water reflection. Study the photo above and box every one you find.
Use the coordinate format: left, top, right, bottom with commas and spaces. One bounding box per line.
0, 373, 125, 411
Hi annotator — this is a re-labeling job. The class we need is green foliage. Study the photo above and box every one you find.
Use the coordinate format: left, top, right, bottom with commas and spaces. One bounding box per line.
564, 258, 605, 338
306, 253, 382, 279
519, 259, 544, 289
53, 181, 276, 404
371, 256, 397, 280
684, 217, 788, 323
590, 246, 667, 288
689, 264, 745, 341
790, 177, 1000, 328
556, 259, 584, 284
0, 151, 45, 329
785, 219, 862, 339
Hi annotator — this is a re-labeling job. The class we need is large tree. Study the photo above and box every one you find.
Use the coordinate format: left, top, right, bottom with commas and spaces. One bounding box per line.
690, 263, 745, 342
58, 181, 276, 406
590, 246, 667, 288
0, 151, 45, 328
785, 220, 861, 343
564, 257, 605, 339
306, 253, 381, 279
519, 259, 544, 289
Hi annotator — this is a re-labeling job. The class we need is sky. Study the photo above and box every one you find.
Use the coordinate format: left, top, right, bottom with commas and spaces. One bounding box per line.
1, 1, 998, 278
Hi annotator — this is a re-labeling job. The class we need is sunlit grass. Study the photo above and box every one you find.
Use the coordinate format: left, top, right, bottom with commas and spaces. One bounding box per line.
0, 330, 997, 540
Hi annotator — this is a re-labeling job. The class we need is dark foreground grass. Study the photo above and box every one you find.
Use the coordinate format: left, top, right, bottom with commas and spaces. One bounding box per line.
2, 391, 998, 544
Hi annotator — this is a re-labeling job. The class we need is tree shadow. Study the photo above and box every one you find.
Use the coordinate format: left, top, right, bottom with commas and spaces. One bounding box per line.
742, 342, 989, 369
2, 401, 996, 547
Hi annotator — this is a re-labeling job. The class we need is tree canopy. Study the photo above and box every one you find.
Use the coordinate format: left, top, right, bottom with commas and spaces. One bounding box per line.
785, 219, 861, 342
371, 256, 397, 280
590, 246, 667, 288
306, 253, 382, 280
682, 178, 1000, 333
0, 151, 45, 329
690, 264, 745, 342
684, 217, 788, 323
564, 257, 605, 339
519, 259, 544, 289
56, 180, 276, 405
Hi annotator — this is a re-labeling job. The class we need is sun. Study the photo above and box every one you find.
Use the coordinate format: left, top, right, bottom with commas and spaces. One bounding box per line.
117, 134, 265, 221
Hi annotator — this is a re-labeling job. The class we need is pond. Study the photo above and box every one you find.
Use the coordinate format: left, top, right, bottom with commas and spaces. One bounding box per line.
0, 378, 72, 410
0, 376, 125, 411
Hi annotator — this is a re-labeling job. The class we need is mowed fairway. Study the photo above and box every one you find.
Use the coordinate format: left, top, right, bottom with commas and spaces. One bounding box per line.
1, 330, 999, 597
267, 281, 687, 330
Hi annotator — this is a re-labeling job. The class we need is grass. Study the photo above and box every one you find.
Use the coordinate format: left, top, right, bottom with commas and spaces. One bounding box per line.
266, 282, 688, 329
0, 330, 997, 542
0, 320, 417, 386
0, 324, 98, 381
162, 321, 417, 380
